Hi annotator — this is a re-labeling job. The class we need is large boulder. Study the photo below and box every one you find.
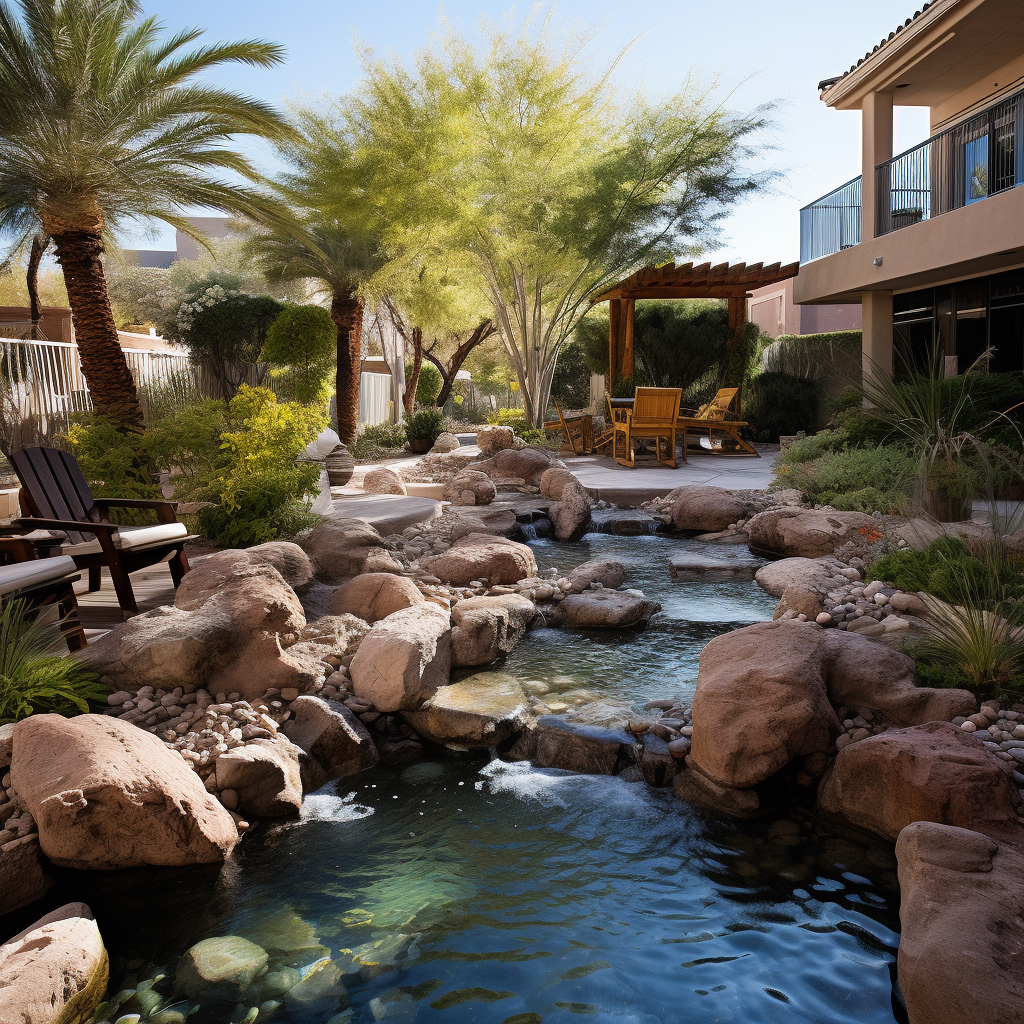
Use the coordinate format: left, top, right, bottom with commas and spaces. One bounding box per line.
746, 507, 879, 558
11, 715, 238, 869
363, 466, 407, 495
818, 722, 1023, 841
405, 672, 528, 749
245, 541, 314, 591
0, 835, 54, 917
0, 903, 107, 1024
349, 604, 452, 712
214, 735, 304, 817
331, 572, 424, 623
754, 556, 847, 599
475, 425, 517, 456
472, 447, 556, 487
450, 594, 537, 666
422, 533, 537, 586
564, 559, 628, 593
668, 485, 752, 532
448, 507, 520, 540
504, 716, 635, 775
430, 432, 461, 454
282, 696, 379, 779
443, 470, 496, 506
547, 589, 660, 629
551, 478, 591, 542
539, 466, 578, 501
896, 822, 1024, 1024
297, 517, 403, 581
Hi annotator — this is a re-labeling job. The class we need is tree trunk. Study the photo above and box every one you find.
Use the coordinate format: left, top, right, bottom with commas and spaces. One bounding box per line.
331, 290, 364, 444
26, 235, 48, 341
404, 327, 423, 417
426, 318, 496, 408
50, 230, 143, 427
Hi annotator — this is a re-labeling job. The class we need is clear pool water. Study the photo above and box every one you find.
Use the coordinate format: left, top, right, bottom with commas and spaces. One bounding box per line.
71, 536, 902, 1024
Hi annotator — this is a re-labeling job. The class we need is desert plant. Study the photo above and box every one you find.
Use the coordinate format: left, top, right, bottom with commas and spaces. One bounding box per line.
0, 600, 105, 722
351, 421, 408, 459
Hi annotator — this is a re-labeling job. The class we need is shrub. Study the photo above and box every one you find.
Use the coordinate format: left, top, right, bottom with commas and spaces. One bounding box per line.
262, 303, 335, 405
351, 422, 408, 459
0, 600, 105, 722
406, 407, 446, 443
406, 361, 442, 406
761, 331, 863, 382
550, 340, 591, 409
744, 371, 822, 441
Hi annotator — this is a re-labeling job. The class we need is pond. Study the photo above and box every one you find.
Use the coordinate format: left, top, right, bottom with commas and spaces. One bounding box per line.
78, 535, 902, 1024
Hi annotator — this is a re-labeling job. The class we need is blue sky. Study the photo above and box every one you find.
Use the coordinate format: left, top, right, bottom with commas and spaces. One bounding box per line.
130, 0, 930, 265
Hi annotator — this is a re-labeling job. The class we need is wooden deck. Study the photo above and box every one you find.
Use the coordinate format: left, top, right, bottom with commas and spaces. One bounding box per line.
75, 561, 178, 639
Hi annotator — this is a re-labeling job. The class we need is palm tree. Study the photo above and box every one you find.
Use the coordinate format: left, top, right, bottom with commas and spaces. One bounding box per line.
0, 0, 295, 426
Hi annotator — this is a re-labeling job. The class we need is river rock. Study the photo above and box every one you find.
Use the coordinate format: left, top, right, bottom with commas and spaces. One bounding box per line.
443, 470, 496, 506
448, 507, 520, 540
422, 532, 537, 585
746, 507, 879, 558
564, 559, 628, 593
818, 722, 1023, 841
450, 594, 537, 666
349, 603, 452, 712
214, 735, 304, 817
176, 935, 269, 999
297, 517, 403, 581
331, 572, 424, 623
668, 485, 751, 532
547, 589, 660, 629
0, 903, 107, 1024
669, 552, 758, 581
282, 696, 379, 779
363, 466, 407, 495
504, 716, 635, 775
406, 672, 528, 749
639, 733, 677, 787
472, 447, 557, 486
754, 556, 847, 598
550, 478, 592, 541
896, 822, 1024, 1024
11, 714, 238, 868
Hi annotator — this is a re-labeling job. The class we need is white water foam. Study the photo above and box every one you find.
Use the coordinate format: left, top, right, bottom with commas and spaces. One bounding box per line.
299, 790, 375, 823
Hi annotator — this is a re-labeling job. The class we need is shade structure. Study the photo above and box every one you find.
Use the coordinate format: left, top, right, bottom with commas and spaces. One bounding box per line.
590, 260, 800, 388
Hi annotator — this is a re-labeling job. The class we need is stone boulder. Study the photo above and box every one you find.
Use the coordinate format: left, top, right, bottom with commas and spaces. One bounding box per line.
551, 478, 591, 542
896, 822, 1024, 1024
746, 507, 879, 558
0, 903, 107, 1024
331, 572, 424, 623
11, 715, 238, 868
539, 466, 578, 501
669, 552, 759, 582
443, 470, 497, 506
564, 559, 628, 593
503, 716, 635, 775
176, 935, 269, 999
754, 556, 847, 598
214, 735, 304, 817
406, 672, 529, 749
547, 589, 660, 629
297, 517, 403, 581
0, 835, 54, 917
363, 466, 407, 495
349, 604, 452, 712
450, 594, 537, 666
818, 722, 1023, 841
430, 432, 461, 454
245, 541, 314, 591
475, 425, 517, 456
668, 485, 752, 532
448, 507, 520, 540
422, 533, 537, 586
282, 696, 379, 779
472, 447, 557, 487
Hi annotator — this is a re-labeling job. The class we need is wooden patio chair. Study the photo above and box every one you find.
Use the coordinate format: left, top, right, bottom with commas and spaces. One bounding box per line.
590, 394, 618, 454
0, 540, 87, 651
612, 387, 684, 468
9, 446, 197, 617
677, 386, 759, 457
543, 399, 594, 454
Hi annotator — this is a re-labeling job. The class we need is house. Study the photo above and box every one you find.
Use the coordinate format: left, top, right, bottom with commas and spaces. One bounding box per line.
123, 215, 233, 269
747, 278, 861, 338
795, 0, 1024, 376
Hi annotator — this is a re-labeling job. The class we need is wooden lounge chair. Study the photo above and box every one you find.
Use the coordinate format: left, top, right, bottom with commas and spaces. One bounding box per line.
9, 446, 197, 617
544, 399, 593, 455
0, 541, 86, 651
612, 387, 684, 468
677, 387, 759, 457
591, 394, 619, 454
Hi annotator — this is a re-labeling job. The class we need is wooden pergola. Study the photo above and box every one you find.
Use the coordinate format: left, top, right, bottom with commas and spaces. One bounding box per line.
590, 260, 800, 388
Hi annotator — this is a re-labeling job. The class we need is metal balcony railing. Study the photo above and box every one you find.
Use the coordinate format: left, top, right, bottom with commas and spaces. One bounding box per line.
876, 87, 1024, 236
799, 176, 862, 264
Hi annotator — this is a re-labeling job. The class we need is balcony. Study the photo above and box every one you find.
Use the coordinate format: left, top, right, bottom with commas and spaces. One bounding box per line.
800, 86, 1024, 264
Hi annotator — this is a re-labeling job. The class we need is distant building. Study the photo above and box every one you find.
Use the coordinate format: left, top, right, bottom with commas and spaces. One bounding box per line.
123, 215, 233, 269
747, 278, 862, 337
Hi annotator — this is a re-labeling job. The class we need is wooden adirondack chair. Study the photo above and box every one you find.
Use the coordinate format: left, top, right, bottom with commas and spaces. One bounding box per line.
612, 387, 684, 468
0, 540, 87, 651
543, 399, 593, 454
9, 446, 196, 617
677, 387, 759, 457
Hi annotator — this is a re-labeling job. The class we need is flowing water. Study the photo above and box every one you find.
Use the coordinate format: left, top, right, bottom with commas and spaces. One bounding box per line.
73, 535, 902, 1024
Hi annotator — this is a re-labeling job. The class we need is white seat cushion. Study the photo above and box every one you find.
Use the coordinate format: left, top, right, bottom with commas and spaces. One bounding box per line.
0, 555, 79, 596
61, 522, 188, 557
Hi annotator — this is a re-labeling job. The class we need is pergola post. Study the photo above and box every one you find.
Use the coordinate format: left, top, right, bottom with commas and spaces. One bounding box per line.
608, 298, 622, 389
724, 295, 750, 392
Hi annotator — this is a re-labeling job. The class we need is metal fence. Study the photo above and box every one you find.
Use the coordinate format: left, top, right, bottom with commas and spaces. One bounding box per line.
799, 175, 862, 264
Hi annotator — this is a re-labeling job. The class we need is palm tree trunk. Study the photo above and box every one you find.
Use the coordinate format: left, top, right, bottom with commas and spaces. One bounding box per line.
331, 290, 364, 443
404, 327, 423, 417
50, 229, 143, 427
26, 235, 48, 341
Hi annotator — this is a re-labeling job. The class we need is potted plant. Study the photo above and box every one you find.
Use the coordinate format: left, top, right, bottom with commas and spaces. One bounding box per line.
406, 408, 446, 453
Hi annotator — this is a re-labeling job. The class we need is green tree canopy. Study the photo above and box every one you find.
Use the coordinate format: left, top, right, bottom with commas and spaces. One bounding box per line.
263, 303, 336, 404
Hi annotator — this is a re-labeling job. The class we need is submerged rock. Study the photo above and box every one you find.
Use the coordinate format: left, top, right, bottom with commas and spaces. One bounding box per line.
405, 672, 528, 749
175, 936, 269, 998
504, 716, 635, 775
546, 589, 660, 629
